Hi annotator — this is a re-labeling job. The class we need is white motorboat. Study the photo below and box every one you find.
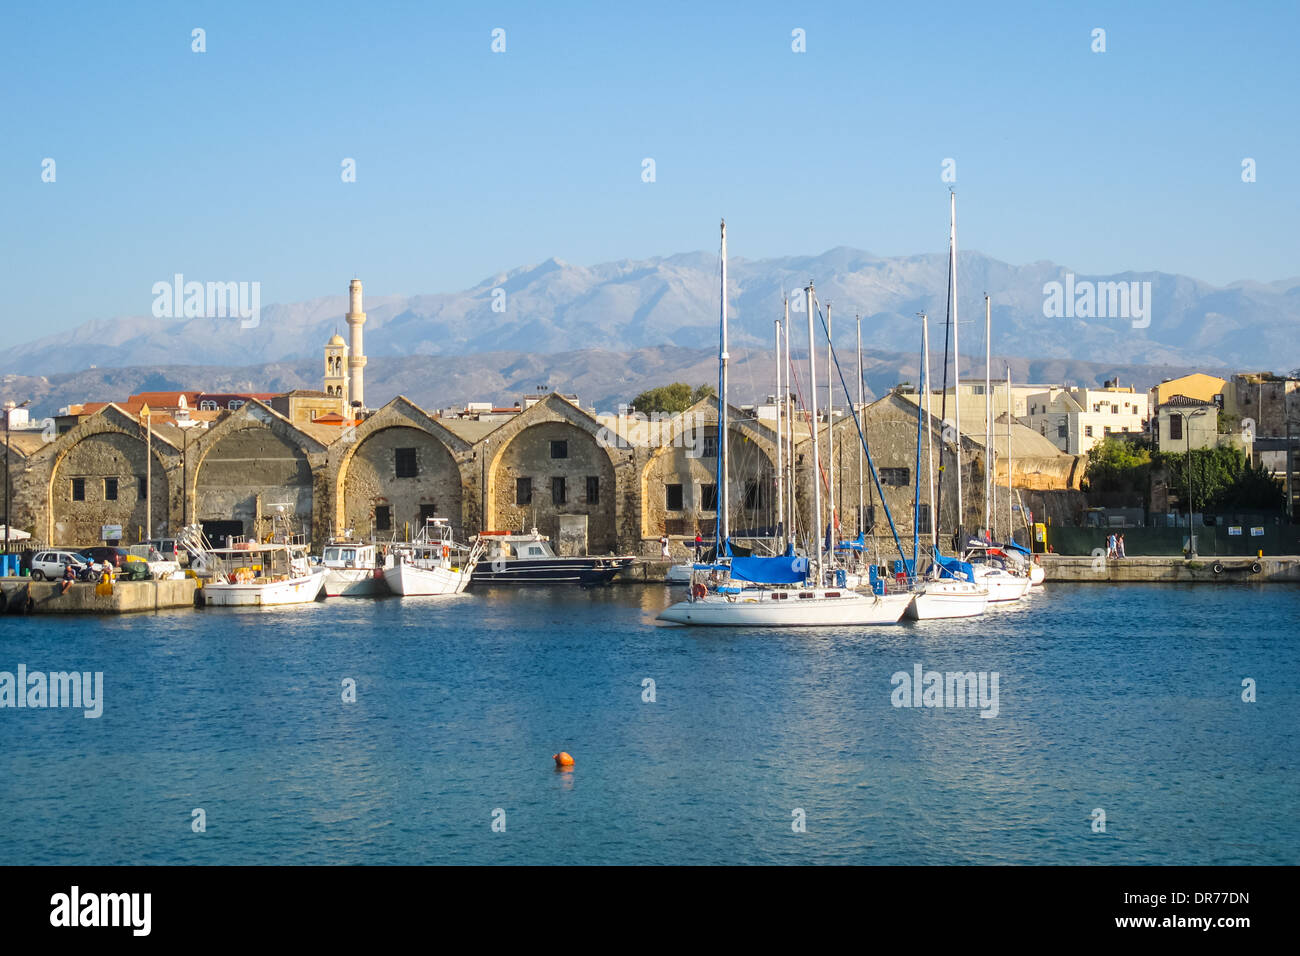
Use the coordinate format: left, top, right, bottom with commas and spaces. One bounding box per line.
321, 539, 387, 597
178, 517, 326, 607
384, 517, 484, 596
664, 562, 694, 585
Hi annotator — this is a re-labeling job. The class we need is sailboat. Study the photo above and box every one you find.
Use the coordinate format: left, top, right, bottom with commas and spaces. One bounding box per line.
938, 195, 1027, 605
906, 310, 989, 620
657, 224, 910, 627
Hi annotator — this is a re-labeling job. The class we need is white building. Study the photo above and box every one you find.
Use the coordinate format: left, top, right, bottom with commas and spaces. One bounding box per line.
1022, 385, 1149, 454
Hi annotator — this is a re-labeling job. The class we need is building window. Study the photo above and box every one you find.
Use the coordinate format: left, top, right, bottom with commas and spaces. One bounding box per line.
516, 477, 533, 506
71, 478, 85, 501
200, 401, 218, 411
138, 476, 148, 498
1057, 424, 1068, 439
550, 440, 568, 459
918, 503, 932, 534
665, 483, 684, 511
552, 476, 567, 505
1103, 426, 1112, 435
879, 467, 910, 486
586, 476, 599, 505
419, 503, 438, 524
702, 434, 718, 458
1169, 415, 1183, 441
375, 505, 392, 531
104, 478, 118, 501
1084, 425, 1093, 437
700, 484, 717, 511
395, 447, 418, 478
228, 400, 244, 410
744, 479, 765, 511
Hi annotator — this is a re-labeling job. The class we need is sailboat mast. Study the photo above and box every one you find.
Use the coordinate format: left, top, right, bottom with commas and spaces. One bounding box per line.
985, 293, 992, 537
775, 315, 784, 549
950, 191, 964, 546
857, 314, 865, 536
806, 281, 822, 577
719, 219, 730, 546
826, 302, 835, 560
922, 313, 937, 550
1007, 365, 1014, 543
784, 313, 795, 547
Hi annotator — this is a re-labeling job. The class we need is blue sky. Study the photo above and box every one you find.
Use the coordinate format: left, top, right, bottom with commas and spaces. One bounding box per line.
5, 0, 1298, 339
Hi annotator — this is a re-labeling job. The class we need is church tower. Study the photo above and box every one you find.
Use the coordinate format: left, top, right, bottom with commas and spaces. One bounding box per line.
324, 333, 349, 413
346, 279, 368, 411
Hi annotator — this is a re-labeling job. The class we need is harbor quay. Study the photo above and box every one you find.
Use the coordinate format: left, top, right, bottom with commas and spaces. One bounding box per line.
0, 577, 197, 615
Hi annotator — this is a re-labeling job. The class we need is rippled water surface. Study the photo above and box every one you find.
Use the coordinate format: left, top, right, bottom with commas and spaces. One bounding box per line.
1, 583, 1296, 864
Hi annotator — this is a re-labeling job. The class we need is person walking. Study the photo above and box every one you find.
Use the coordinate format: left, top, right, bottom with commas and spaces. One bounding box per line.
694, 531, 703, 560
1107, 533, 1117, 559
659, 533, 671, 560
1117, 534, 1126, 560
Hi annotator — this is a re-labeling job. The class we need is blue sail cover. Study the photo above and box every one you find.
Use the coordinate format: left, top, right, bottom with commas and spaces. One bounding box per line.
729, 555, 809, 584
934, 554, 975, 582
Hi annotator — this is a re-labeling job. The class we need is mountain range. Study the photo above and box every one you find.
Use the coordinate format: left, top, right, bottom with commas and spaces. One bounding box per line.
2, 247, 1295, 416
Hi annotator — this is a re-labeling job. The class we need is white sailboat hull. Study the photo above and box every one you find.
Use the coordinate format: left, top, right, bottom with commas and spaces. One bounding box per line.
322, 567, 388, 597
203, 572, 326, 607
970, 567, 1031, 603
905, 580, 989, 619
383, 560, 473, 597
657, 588, 911, 627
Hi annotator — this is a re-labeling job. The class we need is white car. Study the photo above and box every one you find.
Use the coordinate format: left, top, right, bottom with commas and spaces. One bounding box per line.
29, 550, 91, 581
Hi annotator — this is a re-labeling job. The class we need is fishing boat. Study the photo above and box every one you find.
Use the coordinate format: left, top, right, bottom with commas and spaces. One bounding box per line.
178, 518, 325, 607
385, 517, 484, 596
471, 529, 634, 585
320, 538, 387, 597
658, 222, 911, 627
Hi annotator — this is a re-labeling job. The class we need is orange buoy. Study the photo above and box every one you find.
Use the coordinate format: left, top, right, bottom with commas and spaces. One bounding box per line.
553, 752, 574, 767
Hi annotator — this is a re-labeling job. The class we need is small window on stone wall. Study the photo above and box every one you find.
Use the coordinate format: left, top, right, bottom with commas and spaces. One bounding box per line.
72, 478, 86, 501
104, 478, 118, 501
375, 506, 392, 531
395, 448, 418, 478
665, 484, 683, 511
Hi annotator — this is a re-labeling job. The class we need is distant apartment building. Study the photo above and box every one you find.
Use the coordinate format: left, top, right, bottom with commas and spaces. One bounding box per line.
1022, 383, 1148, 454
1154, 394, 1219, 451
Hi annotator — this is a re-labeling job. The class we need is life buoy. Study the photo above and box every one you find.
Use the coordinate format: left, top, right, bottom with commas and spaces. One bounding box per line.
442, 545, 450, 558
692, 582, 707, 599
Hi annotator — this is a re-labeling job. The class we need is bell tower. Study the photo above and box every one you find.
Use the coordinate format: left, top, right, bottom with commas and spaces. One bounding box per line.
324, 332, 349, 413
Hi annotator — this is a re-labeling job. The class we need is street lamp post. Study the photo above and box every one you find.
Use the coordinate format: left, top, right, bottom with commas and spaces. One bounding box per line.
4, 399, 32, 558
1182, 407, 1210, 557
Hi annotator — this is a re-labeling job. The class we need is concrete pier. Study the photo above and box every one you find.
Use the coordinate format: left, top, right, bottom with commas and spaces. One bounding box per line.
1039, 554, 1300, 583
0, 577, 198, 614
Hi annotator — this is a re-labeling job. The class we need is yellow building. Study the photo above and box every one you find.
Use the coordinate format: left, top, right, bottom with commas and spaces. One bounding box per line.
1151, 373, 1227, 407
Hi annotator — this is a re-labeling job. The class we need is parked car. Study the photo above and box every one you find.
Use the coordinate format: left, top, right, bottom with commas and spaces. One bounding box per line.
80, 546, 133, 569
29, 550, 91, 581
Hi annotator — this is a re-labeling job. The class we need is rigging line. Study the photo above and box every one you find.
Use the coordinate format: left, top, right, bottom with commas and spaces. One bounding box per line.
812, 294, 909, 570
935, 227, 954, 551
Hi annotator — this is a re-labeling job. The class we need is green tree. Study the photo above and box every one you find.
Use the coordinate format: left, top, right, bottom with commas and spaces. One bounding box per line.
1155, 446, 1286, 514
1082, 435, 1152, 498
629, 383, 716, 414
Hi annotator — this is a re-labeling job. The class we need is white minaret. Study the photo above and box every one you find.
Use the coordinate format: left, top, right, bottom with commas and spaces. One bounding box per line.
346, 279, 367, 410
